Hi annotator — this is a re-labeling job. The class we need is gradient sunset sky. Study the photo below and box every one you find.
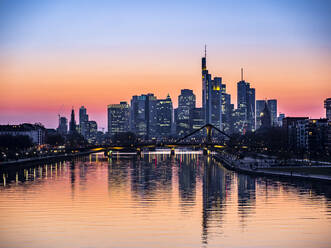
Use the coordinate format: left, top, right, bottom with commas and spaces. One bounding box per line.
0, 0, 330, 129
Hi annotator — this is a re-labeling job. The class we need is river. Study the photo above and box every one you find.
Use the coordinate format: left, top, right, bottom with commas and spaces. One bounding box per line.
0, 151, 330, 248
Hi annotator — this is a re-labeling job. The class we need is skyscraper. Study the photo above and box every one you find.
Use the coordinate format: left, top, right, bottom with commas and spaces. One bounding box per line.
57, 116, 68, 136
260, 102, 271, 129
156, 94, 173, 138
236, 68, 255, 133
190, 107, 204, 134
267, 99, 277, 126
325, 98, 331, 120
201, 47, 223, 129
256, 100, 266, 130
176, 89, 196, 137
79, 106, 89, 138
130, 93, 157, 139
69, 108, 77, 134
107, 102, 130, 136
86, 120, 97, 143
278, 113, 285, 127
221, 85, 232, 134
256, 99, 277, 129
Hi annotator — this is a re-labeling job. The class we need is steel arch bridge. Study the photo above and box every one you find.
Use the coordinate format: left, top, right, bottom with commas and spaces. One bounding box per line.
95, 124, 232, 156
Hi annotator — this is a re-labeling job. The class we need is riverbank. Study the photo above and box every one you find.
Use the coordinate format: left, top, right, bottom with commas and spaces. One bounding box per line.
0, 150, 99, 168
213, 153, 331, 183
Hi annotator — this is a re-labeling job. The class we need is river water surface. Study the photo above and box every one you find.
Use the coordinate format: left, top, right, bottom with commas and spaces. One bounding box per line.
0, 151, 330, 248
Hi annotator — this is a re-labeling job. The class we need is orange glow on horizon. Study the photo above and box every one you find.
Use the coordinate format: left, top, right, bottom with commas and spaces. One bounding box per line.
0, 48, 330, 128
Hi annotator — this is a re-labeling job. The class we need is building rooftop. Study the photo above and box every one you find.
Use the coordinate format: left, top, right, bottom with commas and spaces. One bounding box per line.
0, 123, 45, 132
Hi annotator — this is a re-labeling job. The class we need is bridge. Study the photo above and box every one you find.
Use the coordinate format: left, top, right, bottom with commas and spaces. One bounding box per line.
97, 124, 234, 157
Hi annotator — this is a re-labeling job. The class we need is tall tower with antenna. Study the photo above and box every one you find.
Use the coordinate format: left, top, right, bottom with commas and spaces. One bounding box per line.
201, 45, 224, 129
236, 68, 255, 133
202, 45, 210, 124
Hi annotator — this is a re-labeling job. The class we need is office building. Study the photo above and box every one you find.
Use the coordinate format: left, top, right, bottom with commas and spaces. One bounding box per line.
107, 102, 130, 137
79, 106, 89, 138
325, 98, 331, 120
278, 113, 285, 127
237, 69, 255, 133
221, 89, 232, 134
130, 93, 157, 139
0, 123, 45, 145
156, 94, 173, 138
283, 117, 309, 151
201, 47, 223, 130
267, 99, 277, 126
256, 100, 266, 129
86, 121, 98, 143
176, 89, 196, 137
57, 116, 68, 136
190, 107, 204, 136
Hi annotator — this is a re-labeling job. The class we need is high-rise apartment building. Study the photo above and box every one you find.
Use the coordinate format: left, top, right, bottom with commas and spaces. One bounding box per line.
107, 102, 130, 137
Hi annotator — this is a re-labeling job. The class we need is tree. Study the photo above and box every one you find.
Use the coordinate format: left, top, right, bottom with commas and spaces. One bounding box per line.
46, 134, 65, 146
66, 133, 88, 148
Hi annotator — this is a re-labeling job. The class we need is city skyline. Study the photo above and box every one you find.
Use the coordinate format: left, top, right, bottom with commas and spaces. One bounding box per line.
1, 0, 330, 129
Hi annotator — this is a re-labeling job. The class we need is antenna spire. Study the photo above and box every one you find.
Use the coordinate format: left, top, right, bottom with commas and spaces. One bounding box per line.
241, 68, 244, 81
204, 44, 207, 58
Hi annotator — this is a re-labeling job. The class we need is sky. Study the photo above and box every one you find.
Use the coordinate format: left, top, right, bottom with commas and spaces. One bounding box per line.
0, 0, 330, 130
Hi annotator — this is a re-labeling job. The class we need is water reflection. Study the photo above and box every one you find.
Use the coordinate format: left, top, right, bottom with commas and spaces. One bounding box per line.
237, 174, 256, 227
130, 154, 172, 202
0, 152, 330, 248
202, 157, 233, 244
178, 154, 197, 206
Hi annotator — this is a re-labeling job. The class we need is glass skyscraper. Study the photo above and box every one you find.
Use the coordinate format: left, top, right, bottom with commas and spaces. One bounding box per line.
79, 106, 89, 138
107, 102, 130, 137
176, 89, 196, 137
201, 49, 223, 130
130, 94, 157, 139
267, 99, 277, 126
156, 94, 173, 138
236, 69, 255, 133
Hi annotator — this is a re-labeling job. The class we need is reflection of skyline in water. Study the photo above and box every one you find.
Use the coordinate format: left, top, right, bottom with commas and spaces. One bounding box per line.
0, 152, 331, 248
177, 153, 198, 208
130, 154, 173, 202
237, 174, 256, 228
202, 157, 234, 244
